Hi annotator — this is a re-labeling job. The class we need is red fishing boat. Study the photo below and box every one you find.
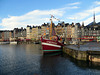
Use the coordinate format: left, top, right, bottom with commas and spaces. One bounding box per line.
41, 37, 63, 54
41, 15, 63, 54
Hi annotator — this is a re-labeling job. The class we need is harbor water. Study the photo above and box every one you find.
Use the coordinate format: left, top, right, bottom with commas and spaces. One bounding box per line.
0, 44, 100, 75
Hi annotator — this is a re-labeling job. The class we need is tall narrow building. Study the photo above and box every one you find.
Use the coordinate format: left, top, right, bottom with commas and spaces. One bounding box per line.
93, 11, 96, 25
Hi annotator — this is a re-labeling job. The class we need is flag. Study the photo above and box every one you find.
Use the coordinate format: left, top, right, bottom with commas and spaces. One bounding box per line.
51, 15, 54, 18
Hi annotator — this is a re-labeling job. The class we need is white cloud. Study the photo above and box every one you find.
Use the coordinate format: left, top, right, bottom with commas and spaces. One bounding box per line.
68, 2, 81, 5
68, 12, 90, 20
67, 5, 100, 25
68, 17, 75, 20
86, 6, 100, 13
84, 14, 100, 25
66, 1, 100, 25
0, 4, 79, 30
0, 9, 64, 30
94, 1, 100, 5
59, 6, 79, 10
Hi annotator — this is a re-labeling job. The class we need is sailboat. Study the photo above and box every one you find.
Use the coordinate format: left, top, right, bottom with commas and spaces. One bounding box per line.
41, 15, 64, 54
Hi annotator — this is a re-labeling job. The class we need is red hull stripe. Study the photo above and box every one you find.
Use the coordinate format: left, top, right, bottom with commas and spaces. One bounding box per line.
43, 49, 62, 51
42, 44, 61, 50
42, 42, 61, 48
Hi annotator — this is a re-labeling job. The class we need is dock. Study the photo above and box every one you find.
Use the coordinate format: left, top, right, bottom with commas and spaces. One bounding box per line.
63, 42, 100, 62
0, 42, 10, 44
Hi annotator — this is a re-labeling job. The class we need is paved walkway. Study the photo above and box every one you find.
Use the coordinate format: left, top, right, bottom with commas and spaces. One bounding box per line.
66, 42, 100, 51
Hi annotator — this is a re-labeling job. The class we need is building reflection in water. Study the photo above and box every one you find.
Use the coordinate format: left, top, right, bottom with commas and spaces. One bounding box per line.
0, 44, 100, 75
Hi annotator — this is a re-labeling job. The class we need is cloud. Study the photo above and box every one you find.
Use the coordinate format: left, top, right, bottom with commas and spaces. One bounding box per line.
94, 1, 100, 5
68, 12, 89, 20
68, 2, 81, 5
84, 14, 100, 25
0, 4, 79, 30
67, 4, 100, 25
0, 9, 64, 30
58, 6, 79, 11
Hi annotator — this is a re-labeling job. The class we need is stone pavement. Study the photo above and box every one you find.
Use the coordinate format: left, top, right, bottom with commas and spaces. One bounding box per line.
66, 42, 100, 51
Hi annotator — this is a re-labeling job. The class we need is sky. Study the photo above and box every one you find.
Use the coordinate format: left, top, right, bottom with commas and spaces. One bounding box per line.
0, 0, 100, 30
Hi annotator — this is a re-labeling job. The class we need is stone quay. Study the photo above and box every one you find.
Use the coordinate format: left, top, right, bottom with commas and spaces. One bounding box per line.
63, 42, 100, 62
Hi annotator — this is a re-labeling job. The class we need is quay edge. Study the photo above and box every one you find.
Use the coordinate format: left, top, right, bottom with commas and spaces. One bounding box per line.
63, 46, 88, 61
63, 45, 100, 62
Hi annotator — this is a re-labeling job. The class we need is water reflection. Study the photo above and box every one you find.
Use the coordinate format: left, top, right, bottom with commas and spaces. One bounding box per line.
0, 44, 42, 75
0, 44, 100, 75
62, 54, 100, 70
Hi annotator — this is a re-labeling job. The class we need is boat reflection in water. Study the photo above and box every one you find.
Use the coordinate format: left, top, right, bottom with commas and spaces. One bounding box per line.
43, 52, 62, 57
40, 52, 100, 75
1, 44, 100, 75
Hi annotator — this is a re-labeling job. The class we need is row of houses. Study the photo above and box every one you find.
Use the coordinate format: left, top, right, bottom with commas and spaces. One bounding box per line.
0, 28, 26, 41
0, 21, 100, 42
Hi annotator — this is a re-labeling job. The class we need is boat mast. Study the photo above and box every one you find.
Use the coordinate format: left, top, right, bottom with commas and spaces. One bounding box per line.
49, 15, 60, 40
50, 18, 53, 38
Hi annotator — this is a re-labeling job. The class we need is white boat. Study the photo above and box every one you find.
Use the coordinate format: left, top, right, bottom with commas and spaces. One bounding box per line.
0, 42, 10, 44
10, 41, 17, 44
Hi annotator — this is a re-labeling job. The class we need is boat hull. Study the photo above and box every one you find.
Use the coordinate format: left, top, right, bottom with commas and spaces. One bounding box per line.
43, 49, 62, 54
41, 38, 63, 54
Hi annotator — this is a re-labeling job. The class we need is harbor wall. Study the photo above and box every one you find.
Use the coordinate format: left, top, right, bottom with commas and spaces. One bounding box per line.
63, 46, 100, 62
63, 46, 88, 61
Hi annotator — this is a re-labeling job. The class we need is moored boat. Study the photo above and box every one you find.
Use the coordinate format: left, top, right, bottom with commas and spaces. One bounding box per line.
0, 42, 10, 44
41, 37, 63, 54
10, 41, 17, 44
41, 15, 64, 54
